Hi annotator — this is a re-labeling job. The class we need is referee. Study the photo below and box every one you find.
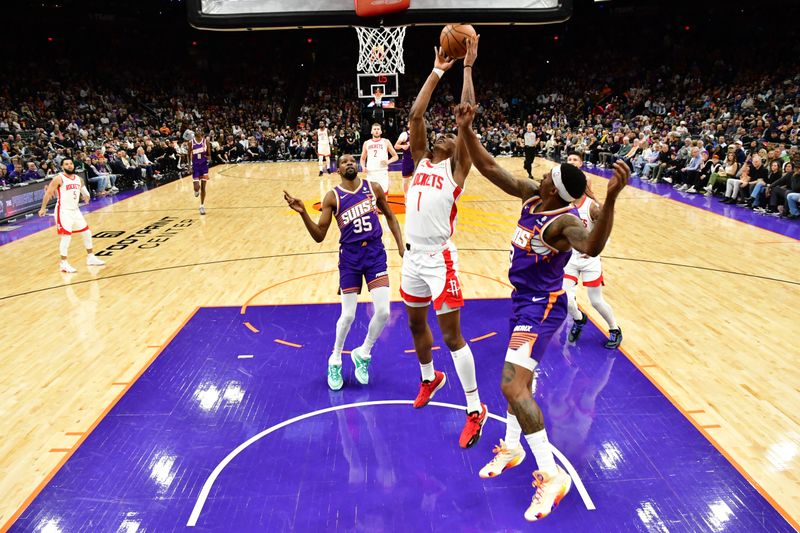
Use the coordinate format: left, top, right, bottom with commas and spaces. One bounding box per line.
523, 123, 537, 179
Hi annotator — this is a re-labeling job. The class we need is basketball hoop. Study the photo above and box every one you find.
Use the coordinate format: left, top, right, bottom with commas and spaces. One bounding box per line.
356, 26, 406, 74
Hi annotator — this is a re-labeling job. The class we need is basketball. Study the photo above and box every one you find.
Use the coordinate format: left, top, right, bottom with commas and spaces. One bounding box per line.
439, 24, 477, 59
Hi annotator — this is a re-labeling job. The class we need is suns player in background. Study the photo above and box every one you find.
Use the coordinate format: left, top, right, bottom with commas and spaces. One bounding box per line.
37, 157, 106, 272
401, 38, 487, 449
563, 151, 622, 348
316, 120, 332, 176
360, 123, 398, 193
284, 154, 404, 390
456, 102, 629, 522
188, 127, 211, 215
394, 125, 415, 195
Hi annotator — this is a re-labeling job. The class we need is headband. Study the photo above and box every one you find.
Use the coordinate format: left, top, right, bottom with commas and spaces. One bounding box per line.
551, 165, 576, 202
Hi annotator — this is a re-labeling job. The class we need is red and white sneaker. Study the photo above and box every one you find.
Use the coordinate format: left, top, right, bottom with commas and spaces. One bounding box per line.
60, 261, 77, 273
524, 466, 572, 521
413, 371, 446, 409
459, 402, 487, 448
478, 439, 526, 478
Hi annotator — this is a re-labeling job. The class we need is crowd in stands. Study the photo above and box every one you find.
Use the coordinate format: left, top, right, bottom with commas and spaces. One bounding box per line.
1, 26, 799, 219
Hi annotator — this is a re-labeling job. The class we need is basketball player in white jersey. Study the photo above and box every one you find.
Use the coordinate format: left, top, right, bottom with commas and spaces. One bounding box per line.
563, 151, 621, 348
37, 157, 106, 272
402, 37, 487, 449
316, 121, 332, 176
360, 123, 398, 193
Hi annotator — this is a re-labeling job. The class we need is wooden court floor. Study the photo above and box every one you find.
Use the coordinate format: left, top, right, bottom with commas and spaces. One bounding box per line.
0, 158, 798, 528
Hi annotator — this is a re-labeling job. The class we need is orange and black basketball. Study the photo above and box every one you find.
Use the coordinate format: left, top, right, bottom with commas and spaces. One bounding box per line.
439, 24, 477, 60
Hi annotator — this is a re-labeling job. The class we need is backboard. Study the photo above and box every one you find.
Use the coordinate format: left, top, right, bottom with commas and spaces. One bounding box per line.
357, 73, 399, 100
187, 0, 572, 31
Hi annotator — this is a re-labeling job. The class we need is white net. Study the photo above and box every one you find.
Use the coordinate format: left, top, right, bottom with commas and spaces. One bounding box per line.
355, 26, 407, 74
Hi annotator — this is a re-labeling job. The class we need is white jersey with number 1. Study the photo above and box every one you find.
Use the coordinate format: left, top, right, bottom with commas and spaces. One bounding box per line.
405, 157, 461, 247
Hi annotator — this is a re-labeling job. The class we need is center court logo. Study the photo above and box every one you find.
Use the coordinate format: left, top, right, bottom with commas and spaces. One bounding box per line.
95, 216, 195, 256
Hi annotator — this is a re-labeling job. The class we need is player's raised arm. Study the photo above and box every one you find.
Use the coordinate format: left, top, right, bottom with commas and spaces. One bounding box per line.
557, 161, 629, 256
453, 36, 479, 183
454, 103, 537, 200
283, 189, 335, 243
409, 47, 455, 164
372, 185, 404, 257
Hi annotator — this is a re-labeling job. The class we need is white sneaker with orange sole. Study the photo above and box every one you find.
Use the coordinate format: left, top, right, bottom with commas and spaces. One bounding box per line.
524, 465, 572, 521
478, 439, 526, 478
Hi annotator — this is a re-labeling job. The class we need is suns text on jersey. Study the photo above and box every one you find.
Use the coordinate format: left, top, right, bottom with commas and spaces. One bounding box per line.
339, 198, 376, 225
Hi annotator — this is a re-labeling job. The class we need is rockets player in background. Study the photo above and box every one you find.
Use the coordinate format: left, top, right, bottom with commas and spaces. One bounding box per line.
395, 126, 415, 195
455, 101, 629, 522
283, 154, 404, 391
316, 121, 332, 176
360, 123, 399, 193
564, 151, 622, 348
401, 37, 488, 449
38, 157, 106, 272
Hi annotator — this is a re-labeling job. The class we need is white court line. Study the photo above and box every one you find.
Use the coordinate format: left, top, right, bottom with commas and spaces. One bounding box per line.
237, 354, 254, 359
186, 400, 595, 527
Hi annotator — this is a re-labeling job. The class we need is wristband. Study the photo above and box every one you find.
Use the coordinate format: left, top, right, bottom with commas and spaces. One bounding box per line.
432, 68, 444, 79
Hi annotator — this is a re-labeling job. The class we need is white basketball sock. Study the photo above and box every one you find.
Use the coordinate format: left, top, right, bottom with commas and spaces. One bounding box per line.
588, 286, 618, 329
360, 286, 390, 357
563, 278, 582, 321
524, 428, 558, 476
419, 361, 435, 381
505, 410, 522, 448
451, 344, 481, 413
59, 235, 71, 257
331, 292, 357, 365
81, 230, 92, 250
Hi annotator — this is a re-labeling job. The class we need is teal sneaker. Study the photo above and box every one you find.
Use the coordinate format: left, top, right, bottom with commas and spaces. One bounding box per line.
327, 363, 343, 391
351, 347, 371, 385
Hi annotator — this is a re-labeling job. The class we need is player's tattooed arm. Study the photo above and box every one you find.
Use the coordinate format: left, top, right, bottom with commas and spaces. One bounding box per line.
454, 103, 537, 200
283, 189, 334, 243
552, 160, 629, 256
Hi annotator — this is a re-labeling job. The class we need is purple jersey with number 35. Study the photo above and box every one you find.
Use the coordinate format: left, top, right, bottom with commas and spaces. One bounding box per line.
334, 179, 383, 245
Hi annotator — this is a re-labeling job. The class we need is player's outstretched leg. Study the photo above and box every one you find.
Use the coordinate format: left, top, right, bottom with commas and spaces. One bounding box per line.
587, 286, 622, 348
199, 180, 207, 215
329, 293, 357, 390
406, 305, 447, 408
500, 362, 571, 521
351, 285, 390, 385
437, 309, 487, 449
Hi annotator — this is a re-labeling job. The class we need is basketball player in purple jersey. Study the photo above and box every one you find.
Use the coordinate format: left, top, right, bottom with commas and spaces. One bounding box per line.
189, 128, 211, 215
456, 102, 629, 522
394, 126, 414, 195
284, 154, 404, 390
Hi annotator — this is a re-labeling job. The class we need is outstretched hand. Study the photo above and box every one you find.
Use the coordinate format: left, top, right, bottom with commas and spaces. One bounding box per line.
454, 103, 476, 129
283, 190, 306, 214
607, 161, 630, 200
433, 47, 456, 72
464, 35, 480, 67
